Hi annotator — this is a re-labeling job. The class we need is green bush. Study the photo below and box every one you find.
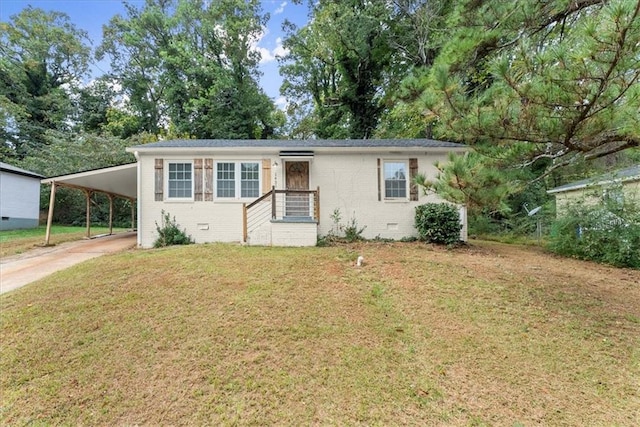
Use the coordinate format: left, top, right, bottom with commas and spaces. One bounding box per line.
318, 208, 366, 245
342, 217, 366, 242
415, 203, 462, 245
153, 211, 193, 248
547, 198, 640, 268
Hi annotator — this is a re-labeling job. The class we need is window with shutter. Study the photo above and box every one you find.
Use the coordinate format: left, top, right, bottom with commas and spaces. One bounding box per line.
167, 161, 193, 199
379, 159, 413, 201
384, 161, 408, 199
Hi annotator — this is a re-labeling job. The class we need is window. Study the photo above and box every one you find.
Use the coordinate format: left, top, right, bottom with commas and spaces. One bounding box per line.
384, 161, 407, 199
217, 162, 235, 198
216, 161, 260, 199
168, 162, 193, 199
241, 162, 260, 197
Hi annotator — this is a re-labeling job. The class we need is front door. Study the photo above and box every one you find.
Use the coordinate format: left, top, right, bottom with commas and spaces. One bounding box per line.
285, 161, 309, 217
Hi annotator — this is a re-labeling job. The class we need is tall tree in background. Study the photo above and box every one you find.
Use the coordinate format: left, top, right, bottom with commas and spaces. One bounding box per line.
97, 0, 277, 139
280, 0, 394, 139
74, 77, 120, 134
97, 1, 167, 135
420, 0, 640, 178
375, 0, 453, 138
0, 7, 90, 159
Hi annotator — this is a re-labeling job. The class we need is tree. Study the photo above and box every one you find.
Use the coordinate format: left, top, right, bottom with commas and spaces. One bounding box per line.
374, 0, 455, 139
280, 0, 394, 138
74, 77, 120, 134
419, 0, 640, 178
415, 151, 519, 216
387, 0, 453, 69
18, 130, 137, 227
97, 0, 276, 139
0, 7, 91, 159
20, 130, 134, 178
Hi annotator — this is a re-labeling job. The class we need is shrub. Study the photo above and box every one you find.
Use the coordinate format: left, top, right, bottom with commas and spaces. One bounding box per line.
318, 208, 366, 245
153, 211, 193, 248
415, 203, 462, 245
342, 217, 366, 242
547, 199, 640, 268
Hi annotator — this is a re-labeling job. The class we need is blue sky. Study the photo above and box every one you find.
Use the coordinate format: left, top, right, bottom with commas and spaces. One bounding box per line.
0, 0, 308, 106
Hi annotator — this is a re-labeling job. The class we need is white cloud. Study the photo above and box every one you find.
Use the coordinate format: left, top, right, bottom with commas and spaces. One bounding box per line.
256, 36, 289, 64
257, 47, 276, 64
273, 37, 289, 58
248, 28, 271, 64
274, 96, 289, 110
274, 1, 287, 15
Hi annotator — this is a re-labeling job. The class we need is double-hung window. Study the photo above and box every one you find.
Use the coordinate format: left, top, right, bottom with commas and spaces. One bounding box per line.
240, 162, 260, 197
217, 162, 236, 198
167, 162, 193, 199
384, 161, 407, 199
216, 161, 260, 199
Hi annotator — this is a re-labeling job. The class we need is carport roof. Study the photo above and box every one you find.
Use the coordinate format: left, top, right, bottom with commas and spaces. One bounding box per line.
41, 163, 137, 200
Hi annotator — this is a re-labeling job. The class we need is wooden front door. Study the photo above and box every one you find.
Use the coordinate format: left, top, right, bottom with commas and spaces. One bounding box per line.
285, 161, 309, 217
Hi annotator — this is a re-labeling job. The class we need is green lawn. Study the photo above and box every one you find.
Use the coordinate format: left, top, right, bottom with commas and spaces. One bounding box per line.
1, 241, 639, 425
0, 225, 128, 257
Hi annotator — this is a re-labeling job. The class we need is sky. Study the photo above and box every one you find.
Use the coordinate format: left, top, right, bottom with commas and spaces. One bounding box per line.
0, 0, 309, 108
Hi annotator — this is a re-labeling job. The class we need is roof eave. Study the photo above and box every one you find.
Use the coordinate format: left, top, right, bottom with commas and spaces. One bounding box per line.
547, 175, 640, 194
0, 167, 44, 179
128, 145, 469, 155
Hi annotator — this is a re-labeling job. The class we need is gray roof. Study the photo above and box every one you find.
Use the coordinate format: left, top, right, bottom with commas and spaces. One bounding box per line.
548, 164, 640, 194
129, 138, 466, 150
0, 162, 44, 179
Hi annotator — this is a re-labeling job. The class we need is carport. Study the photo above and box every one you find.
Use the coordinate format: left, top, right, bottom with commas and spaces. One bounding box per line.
41, 163, 137, 245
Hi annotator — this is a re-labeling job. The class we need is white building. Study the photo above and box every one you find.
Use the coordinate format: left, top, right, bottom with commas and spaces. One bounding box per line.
0, 162, 43, 230
127, 139, 468, 248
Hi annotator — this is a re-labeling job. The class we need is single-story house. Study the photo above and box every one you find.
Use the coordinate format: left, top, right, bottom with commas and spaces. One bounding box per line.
126, 139, 468, 248
0, 162, 44, 231
547, 164, 640, 215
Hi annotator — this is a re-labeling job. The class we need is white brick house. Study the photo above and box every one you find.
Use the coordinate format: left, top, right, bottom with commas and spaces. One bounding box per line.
127, 139, 468, 248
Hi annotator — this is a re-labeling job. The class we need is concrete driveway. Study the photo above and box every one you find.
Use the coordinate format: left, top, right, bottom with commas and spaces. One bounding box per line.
0, 232, 137, 294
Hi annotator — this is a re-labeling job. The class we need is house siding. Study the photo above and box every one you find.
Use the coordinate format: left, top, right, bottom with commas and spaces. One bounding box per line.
554, 180, 640, 216
271, 221, 317, 246
0, 171, 41, 231
136, 150, 463, 248
309, 152, 451, 240
138, 155, 269, 248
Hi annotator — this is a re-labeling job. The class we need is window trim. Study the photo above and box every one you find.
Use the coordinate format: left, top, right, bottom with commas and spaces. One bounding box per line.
166, 160, 194, 201
215, 161, 261, 200
382, 160, 409, 201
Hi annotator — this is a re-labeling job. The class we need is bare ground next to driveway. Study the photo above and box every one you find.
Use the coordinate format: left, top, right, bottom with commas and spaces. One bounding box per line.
0, 232, 137, 294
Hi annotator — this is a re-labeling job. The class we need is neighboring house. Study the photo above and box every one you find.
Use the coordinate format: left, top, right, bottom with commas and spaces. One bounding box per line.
0, 162, 44, 231
547, 164, 640, 215
126, 139, 468, 248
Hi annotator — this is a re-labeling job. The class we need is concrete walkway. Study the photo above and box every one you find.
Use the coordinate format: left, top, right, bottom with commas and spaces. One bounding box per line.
0, 232, 137, 295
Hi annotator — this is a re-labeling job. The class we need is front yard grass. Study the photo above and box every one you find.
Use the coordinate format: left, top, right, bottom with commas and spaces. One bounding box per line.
1, 241, 639, 425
